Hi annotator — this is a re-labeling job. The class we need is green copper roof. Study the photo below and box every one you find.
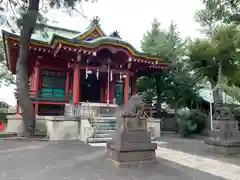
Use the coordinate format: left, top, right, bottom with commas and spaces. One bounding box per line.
50, 35, 165, 60
32, 23, 80, 42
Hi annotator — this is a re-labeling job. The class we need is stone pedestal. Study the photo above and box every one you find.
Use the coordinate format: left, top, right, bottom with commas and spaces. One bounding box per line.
106, 114, 157, 167
147, 118, 161, 140
5, 115, 23, 134
46, 116, 81, 141
205, 120, 240, 155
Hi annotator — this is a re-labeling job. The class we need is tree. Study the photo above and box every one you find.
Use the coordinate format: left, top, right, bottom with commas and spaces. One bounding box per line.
188, 24, 240, 105
216, 0, 240, 24
195, 0, 222, 37
198, 0, 240, 24
191, 0, 240, 107
1, 0, 95, 137
0, 40, 15, 86
139, 20, 199, 116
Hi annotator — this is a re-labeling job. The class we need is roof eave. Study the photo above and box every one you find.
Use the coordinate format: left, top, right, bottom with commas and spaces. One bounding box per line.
51, 36, 169, 63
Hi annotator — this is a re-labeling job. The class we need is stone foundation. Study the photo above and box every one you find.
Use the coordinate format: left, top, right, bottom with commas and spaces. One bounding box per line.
107, 157, 158, 168
205, 120, 240, 155
147, 118, 161, 140
5, 115, 23, 134
107, 135, 157, 167
5, 115, 48, 135
106, 108, 158, 168
205, 138, 240, 155
46, 116, 80, 141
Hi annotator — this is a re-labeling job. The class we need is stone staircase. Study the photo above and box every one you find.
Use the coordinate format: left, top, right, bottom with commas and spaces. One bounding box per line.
87, 116, 116, 143
65, 103, 118, 143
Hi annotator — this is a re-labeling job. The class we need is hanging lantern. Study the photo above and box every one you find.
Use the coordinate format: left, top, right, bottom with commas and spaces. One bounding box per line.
96, 69, 99, 80
85, 68, 88, 79
119, 72, 122, 81
110, 70, 113, 81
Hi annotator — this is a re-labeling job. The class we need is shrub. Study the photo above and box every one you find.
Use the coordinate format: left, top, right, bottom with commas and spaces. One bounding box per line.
178, 109, 207, 137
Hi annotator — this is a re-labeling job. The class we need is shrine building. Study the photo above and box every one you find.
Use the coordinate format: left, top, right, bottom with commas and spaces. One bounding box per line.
2, 17, 169, 116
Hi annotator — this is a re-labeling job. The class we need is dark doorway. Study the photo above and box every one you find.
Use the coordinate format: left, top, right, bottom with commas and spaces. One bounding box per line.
81, 72, 100, 102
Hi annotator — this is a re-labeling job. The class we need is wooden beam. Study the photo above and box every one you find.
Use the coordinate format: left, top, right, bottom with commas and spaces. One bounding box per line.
79, 65, 134, 76
53, 43, 62, 57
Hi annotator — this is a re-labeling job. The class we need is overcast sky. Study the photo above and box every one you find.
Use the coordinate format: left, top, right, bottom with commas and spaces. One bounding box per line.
0, 0, 203, 106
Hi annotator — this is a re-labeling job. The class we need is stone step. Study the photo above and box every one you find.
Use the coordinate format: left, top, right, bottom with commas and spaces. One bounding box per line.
88, 137, 112, 143
92, 133, 112, 138
95, 120, 116, 124
100, 114, 116, 117
95, 129, 115, 134
94, 117, 116, 123
97, 122, 116, 126
96, 125, 116, 130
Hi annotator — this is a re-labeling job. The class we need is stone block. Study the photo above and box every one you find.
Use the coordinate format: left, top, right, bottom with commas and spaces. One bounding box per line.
107, 148, 157, 162
46, 117, 80, 141
35, 117, 47, 134
106, 94, 157, 167
5, 115, 23, 134
147, 119, 161, 139
205, 138, 240, 155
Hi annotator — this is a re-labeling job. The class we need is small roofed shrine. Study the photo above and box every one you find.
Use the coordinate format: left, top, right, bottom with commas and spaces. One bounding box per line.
2, 17, 169, 116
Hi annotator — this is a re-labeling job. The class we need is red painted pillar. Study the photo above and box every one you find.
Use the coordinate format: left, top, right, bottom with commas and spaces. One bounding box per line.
131, 75, 137, 95
33, 60, 41, 94
109, 76, 116, 103
124, 75, 129, 109
72, 63, 80, 104
65, 71, 70, 99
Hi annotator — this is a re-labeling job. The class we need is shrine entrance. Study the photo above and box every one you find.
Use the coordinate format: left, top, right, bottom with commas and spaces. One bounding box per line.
81, 72, 100, 102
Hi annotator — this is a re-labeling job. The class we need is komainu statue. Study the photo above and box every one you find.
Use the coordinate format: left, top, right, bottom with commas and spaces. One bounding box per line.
106, 94, 157, 167
115, 94, 145, 131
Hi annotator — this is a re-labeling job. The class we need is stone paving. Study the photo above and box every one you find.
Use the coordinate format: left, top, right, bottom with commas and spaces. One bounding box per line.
0, 139, 227, 180
158, 135, 240, 165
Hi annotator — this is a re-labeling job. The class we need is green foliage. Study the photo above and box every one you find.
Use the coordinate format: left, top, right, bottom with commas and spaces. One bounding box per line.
188, 24, 240, 85
216, 0, 240, 24
197, 0, 240, 25
220, 81, 240, 103
195, 0, 223, 36
0, 101, 10, 124
232, 107, 240, 131
139, 19, 199, 113
141, 19, 168, 57
179, 109, 207, 137
0, 0, 94, 31
0, 40, 15, 86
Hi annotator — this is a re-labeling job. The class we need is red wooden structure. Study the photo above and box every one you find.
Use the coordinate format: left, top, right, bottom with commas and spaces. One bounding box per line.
2, 17, 169, 116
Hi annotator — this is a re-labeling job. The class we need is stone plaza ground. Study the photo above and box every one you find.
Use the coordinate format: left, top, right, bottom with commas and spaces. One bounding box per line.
0, 136, 239, 180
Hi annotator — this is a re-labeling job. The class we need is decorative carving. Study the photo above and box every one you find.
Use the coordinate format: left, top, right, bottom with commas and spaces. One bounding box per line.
91, 16, 100, 27
213, 105, 234, 121
123, 94, 144, 117
109, 30, 121, 38
115, 94, 145, 131
107, 94, 157, 167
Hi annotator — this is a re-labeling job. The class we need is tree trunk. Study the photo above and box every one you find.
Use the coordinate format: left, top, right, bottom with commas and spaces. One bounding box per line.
16, 0, 40, 137
212, 86, 222, 106
210, 62, 223, 108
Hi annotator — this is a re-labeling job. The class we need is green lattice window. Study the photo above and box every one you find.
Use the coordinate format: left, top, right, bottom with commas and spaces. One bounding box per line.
41, 70, 66, 99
